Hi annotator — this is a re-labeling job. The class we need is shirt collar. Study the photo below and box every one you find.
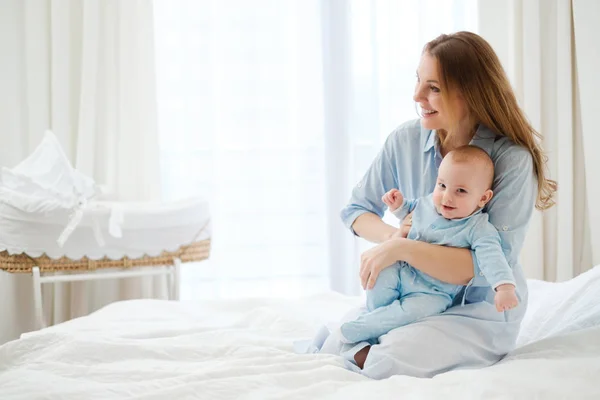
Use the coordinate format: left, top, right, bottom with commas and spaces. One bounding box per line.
422, 124, 497, 156
423, 129, 436, 153
469, 124, 497, 157
436, 206, 484, 222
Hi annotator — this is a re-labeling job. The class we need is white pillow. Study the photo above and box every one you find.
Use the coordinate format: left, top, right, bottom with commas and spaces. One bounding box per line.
0, 130, 97, 213
518, 265, 600, 346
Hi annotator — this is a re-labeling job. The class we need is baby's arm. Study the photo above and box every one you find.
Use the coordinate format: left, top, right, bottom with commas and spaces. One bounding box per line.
382, 189, 417, 222
470, 218, 519, 312
382, 189, 404, 212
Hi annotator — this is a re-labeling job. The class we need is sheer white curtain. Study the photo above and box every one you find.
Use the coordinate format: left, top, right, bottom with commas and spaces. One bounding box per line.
154, 0, 478, 299
154, 0, 328, 300
478, 0, 597, 281
573, 0, 600, 269
0, 0, 164, 344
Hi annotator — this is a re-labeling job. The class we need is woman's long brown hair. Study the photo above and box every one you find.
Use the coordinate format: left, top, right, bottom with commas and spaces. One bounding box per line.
425, 31, 556, 210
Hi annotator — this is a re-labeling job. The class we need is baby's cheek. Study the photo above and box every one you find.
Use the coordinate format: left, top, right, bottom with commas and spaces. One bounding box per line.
460, 198, 480, 216
432, 191, 442, 207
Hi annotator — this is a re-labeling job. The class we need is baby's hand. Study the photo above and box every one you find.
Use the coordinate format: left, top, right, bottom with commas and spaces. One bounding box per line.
494, 284, 519, 312
382, 189, 404, 211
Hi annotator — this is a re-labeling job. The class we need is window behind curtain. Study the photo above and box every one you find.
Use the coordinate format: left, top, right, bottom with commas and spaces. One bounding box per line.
153, 0, 477, 300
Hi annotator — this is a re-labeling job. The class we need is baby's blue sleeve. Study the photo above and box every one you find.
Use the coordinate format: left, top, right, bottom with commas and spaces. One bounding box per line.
470, 146, 536, 287
392, 199, 419, 221
391, 198, 418, 221
470, 216, 516, 289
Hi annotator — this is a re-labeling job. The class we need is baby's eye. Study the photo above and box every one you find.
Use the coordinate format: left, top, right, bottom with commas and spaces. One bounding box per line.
438, 183, 446, 189
457, 188, 467, 193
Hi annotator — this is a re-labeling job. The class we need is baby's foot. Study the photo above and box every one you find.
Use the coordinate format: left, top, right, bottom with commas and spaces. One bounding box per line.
293, 324, 330, 353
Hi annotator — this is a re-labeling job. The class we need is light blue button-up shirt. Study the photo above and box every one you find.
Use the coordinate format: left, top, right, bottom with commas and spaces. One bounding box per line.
341, 119, 536, 324
393, 194, 516, 294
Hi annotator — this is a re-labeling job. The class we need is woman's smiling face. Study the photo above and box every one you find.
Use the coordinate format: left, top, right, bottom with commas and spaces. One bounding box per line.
413, 52, 469, 132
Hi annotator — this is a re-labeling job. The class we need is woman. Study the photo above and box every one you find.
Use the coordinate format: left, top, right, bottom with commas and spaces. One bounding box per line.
319, 31, 557, 379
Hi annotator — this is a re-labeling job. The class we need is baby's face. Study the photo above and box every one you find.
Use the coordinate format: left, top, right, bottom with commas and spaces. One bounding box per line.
432, 158, 492, 219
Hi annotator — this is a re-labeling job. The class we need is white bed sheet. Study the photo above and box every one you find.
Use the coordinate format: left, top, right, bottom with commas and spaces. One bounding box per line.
1, 267, 600, 400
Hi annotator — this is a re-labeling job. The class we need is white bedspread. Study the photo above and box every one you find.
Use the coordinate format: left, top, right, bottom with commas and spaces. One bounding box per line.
1, 267, 600, 400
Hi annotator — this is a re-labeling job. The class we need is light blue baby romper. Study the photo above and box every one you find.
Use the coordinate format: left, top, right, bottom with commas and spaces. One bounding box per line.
339, 193, 516, 344
303, 119, 536, 379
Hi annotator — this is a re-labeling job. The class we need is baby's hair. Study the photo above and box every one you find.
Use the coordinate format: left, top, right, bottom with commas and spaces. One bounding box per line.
446, 145, 495, 189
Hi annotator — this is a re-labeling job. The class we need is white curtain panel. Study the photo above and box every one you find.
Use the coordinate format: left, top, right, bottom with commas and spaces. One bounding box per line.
0, 0, 164, 344
572, 0, 600, 268
478, 0, 596, 281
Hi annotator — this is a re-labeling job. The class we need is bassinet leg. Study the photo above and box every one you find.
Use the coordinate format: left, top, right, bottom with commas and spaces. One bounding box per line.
172, 258, 181, 301
32, 266, 46, 329
166, 265, 173, 301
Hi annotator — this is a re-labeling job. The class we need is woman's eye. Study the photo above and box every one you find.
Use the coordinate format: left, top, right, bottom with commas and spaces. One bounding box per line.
430, 85, 440, 93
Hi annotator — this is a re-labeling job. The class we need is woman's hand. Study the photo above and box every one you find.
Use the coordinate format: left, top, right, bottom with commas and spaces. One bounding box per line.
386, 211, 413, 240
392, 211, 413, 239
360, 238, 405, 290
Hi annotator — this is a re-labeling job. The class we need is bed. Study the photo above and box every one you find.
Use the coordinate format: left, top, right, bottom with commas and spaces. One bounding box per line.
1, 266, 599, 399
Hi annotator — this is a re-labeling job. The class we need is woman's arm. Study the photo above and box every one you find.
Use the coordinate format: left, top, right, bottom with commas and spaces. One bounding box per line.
351, 213, 398, 244
399, 239, 473, 285
359, 237, 473, 289
354, 206, 474, 287
356, 210, 475, 289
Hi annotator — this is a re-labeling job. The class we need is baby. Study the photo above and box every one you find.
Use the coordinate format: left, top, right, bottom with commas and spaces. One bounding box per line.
340, 145, 519, 344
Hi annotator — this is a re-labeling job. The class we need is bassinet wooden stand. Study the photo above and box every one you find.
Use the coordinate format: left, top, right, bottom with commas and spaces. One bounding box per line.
0, 239, 210, 329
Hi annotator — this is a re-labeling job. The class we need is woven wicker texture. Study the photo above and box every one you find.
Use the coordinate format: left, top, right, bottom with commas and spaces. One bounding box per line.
0, 239, 211, 273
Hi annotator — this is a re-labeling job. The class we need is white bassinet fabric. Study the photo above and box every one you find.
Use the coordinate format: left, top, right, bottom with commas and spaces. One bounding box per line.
0, 131, 98, 213
0, 130, 211, 261
0, 198, 211, 260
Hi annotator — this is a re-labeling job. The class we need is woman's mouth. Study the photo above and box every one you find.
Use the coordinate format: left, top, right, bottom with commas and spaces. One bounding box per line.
422, 108, 438, 118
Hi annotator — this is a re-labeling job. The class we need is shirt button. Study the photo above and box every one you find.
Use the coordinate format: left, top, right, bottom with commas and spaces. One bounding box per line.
357, 182, 362, 188
502, 226, 508, 231
480, 272, 484, 276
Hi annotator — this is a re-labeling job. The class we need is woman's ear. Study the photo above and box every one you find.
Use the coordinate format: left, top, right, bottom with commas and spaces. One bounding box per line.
479, 189, 493, 207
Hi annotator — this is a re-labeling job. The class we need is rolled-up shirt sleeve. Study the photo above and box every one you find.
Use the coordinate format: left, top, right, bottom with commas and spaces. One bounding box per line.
340, 132, 401, 235
470, 145, 537, 287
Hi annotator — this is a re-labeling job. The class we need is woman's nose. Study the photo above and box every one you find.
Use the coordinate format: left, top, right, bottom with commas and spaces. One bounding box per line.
413, 84, 425, 102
